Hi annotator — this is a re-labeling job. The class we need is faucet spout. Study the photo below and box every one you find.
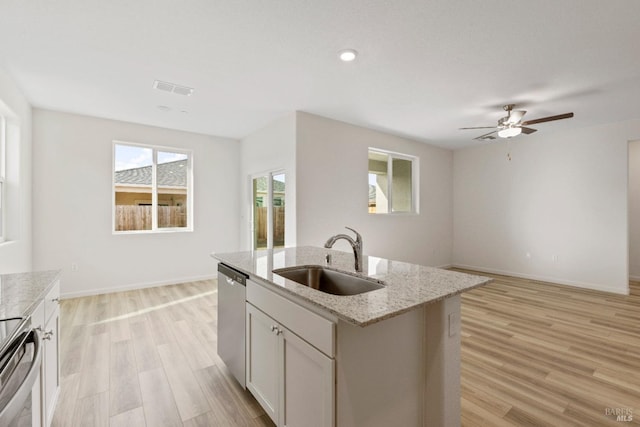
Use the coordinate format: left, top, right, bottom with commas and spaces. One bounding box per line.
324, 227, 363, 272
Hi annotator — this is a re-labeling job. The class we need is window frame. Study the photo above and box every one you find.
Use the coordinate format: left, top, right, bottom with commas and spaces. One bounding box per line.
368, 148, 419, 215
112, 140, 193, 234
0, 114, 5, 243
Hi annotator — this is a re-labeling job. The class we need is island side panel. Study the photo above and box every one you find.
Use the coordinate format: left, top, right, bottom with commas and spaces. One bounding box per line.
424, 295, 461, 427
336, 308, 425, 427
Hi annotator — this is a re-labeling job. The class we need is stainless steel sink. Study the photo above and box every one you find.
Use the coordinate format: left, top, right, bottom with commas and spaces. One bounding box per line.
273, 266, 384, 296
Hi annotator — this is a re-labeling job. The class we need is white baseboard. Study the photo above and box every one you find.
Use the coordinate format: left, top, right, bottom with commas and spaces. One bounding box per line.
60, 274, 217, 299
436, 263, 453, 269
451, 264, 629, 295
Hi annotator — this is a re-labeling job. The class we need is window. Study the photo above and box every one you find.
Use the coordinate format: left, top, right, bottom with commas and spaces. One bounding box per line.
0, 115, 5, 242
368, 148, 418, 214
113, 142, 192, 233
251, 171, 286, 249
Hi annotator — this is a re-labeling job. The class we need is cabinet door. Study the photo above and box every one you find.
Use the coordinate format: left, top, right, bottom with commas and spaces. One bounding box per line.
29, 300, 45, 427
43, 305, 60, 427
280, 327, 335, 427
246, 304, 279, 424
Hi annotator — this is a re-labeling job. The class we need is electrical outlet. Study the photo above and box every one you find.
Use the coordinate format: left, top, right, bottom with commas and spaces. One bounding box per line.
71, 263, 79, 272
552, 255, 559, 263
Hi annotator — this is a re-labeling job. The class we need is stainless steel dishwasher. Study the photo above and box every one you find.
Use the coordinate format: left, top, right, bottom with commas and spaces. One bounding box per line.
0, 317, 43, 427
217, 262, 249, 388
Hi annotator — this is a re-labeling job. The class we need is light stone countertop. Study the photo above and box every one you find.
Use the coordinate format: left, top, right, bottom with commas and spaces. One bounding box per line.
0, 270, 61, 318
213, 246, 491, 326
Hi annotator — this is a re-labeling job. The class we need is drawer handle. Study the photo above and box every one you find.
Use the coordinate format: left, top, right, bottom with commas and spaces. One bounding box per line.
42, 330, 54, 340
270, 325, 282, 335
51, 297, 60, 304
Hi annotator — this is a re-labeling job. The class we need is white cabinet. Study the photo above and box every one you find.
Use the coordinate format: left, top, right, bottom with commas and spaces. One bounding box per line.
42, 297, 60, 427
246, 280, 335, 427
279, 321, 334, 427
29, 280, 60, 427
29, 305, 44, 427
246, 304, 279, 422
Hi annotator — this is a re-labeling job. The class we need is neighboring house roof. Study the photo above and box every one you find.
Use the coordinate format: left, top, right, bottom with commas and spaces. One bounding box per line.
255, 178, 286, 193
115, 159, 187, 187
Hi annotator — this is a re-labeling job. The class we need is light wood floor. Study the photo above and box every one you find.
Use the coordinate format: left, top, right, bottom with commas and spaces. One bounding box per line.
457, 270, 640, 427
52, 281, 274, 427
52, 274, 640, 426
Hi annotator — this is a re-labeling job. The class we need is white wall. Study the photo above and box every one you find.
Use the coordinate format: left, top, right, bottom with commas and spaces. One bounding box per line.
32, 109, 241, 297
629, 139, 640, 280
0, 67, 32, 273
239, 112, 297, 250
453, 119, 640, 294
296, 112, 453, 267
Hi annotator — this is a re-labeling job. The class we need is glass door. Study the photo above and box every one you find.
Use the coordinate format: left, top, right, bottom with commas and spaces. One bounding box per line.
252, 171, 286, 250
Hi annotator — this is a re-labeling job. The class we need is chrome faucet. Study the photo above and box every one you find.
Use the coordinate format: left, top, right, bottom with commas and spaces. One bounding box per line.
324, 227, 363, 272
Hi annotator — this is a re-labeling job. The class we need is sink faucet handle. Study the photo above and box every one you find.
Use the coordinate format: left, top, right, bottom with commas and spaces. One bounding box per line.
345, 227, 362, 246
345, 227, 362, 242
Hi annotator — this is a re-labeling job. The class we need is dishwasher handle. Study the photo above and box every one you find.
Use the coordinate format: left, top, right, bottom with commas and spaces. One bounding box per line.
0, 329, 43, 426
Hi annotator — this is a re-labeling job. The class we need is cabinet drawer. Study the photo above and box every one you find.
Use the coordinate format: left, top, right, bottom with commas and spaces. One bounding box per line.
44, 280, 61, 323
247, 280, 335, 357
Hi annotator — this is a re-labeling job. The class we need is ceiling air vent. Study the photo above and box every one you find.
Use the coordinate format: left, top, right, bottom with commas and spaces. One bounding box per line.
153, 80, 194, 96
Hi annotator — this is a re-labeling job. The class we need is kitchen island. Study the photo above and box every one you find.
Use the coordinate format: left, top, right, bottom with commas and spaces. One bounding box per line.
213, 247, 490, 427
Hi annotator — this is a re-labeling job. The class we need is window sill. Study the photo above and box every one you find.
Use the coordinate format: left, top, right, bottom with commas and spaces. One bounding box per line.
0, 239, 14, 248
368, 212, 419, 216
113, 228, 193, 235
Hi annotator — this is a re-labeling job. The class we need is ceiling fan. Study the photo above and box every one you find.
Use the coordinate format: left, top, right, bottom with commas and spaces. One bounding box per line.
460, 104, 574, 140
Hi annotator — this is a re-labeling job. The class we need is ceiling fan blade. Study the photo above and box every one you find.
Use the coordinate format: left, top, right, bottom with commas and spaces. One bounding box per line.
506, 110, 526, 124
521, 112, 574, 126
459, 126, 497, 130
520, 127, 537, 135
474, 130, 498, 140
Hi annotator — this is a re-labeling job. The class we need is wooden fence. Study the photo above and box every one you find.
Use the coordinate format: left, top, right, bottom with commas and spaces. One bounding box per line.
115, 205, 187, 231
255, 207, 285, 247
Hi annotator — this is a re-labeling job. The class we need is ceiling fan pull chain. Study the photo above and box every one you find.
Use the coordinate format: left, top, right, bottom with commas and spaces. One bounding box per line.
507, 140, 512, 161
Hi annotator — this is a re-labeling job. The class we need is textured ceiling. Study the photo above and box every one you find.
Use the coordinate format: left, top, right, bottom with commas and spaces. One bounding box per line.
1, 0, 639, 149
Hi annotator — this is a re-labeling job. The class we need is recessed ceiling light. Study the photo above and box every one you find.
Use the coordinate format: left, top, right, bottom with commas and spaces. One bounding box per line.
338, 49, 358, 62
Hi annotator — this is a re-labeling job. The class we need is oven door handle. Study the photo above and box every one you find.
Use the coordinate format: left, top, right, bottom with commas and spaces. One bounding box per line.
0, 329, 43, 426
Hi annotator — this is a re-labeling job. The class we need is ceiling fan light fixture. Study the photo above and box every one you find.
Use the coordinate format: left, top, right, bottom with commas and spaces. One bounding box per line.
498, 127, 522, 138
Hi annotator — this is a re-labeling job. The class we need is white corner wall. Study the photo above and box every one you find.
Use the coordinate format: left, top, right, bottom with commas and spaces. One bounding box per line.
239, 112, 297, 250
629, 139, 640, 280
453, 119, 640, 294
32, 109, 241, 298
295, 112, 453, 267
0, 67, 32, 273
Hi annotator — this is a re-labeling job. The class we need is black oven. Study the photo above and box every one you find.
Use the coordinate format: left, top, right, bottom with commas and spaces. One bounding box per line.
0, 317, 42, 427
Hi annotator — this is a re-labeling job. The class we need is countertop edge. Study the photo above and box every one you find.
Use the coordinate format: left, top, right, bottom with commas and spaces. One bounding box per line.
25, 269, 62, 317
